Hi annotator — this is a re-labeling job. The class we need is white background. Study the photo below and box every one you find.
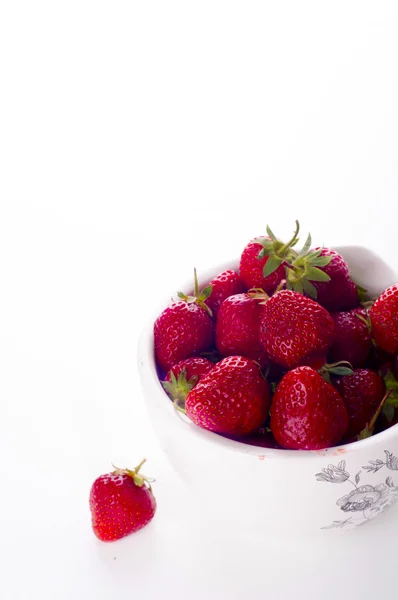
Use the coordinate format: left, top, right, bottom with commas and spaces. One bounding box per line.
1, 2, 398, 599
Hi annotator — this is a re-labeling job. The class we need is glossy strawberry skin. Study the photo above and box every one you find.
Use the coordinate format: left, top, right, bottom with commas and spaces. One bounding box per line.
270, 366, 348, 450
185, 356, 270, 436
334, 369, 386, 441
216, 293, 268, 367
329, 309, 372, 369
205, 270, 245, 317
370, 285, 398, 354
311, 248, 359, 312
164, 357, 214, 383
259, 290, 335, 369
154, 302, 214, 372
240, 241, 286, 293
89, 473, 156, 542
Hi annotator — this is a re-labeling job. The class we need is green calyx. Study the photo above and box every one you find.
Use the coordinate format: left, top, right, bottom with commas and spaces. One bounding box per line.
252, 221, 334, 300
112, 459, 155, 490
381, 371, 398, 423
384, 370, 398, 394
177, 268, 213, 317
247, 287, 270, 305
253, 221, 301, 280
285, 242, 333, 299
358, 370, 398, 431
161, 368, 195, 413
318, 361, 354, 384
356, 284, 370, 304
355, 310, 372, 334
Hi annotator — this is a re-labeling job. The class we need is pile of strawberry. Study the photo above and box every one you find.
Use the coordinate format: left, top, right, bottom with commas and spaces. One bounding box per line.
154, 223, 398, 451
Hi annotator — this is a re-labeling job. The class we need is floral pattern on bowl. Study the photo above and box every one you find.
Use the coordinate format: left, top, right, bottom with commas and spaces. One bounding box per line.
317, 451, 398, 529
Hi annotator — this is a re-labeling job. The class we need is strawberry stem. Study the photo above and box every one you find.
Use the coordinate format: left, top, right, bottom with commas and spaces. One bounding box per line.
247, 288, 270, 304
134, 458, 147, 473
193, 267, 199, 298
275, 279, 287, 293
318, 361, 354, 382
279, 220, 300, 255
177, 269, 213, 317
111, 459, 154, 490
357, 391, 391, 440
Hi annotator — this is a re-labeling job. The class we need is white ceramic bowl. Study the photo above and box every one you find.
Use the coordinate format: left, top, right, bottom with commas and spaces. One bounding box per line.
138, 246, 398, 538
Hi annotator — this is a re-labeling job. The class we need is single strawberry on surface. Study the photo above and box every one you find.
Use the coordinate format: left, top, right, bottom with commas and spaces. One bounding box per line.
370, 284, 398, 354
270, 366, 348, 450
259, 289, 335, 369
239, 222, 300, 293
185, 355, 270, 436
161, 357, 214, 404
154, 270, 214, 372
216, 293, 268, 367
89, 460, 156, 542
329, 309, 372, 369
334, 369, 386, 441
205, 269, 244, 317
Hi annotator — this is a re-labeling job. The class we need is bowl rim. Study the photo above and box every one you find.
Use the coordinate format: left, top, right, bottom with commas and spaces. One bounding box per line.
138, 249, 398, 461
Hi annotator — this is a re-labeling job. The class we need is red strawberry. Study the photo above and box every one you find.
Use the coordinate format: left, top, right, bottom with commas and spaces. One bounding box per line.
310, 248, 359, 312
161, 357, 214, 403
205, 270, 244, 317
259, 290, 335, 369
329, 309, 372, 369
215, 293, 268, 367
239, 222, 300, 293
164, 357, 214, 383
240, 241, 287, 293
270, 366, 348, 450
154, 270, 215, 372
185, 355, 270, 436
370, 284, 398, 354
285, 246, 358, 311
334, 369, 386, 441
89, 460, 156, 542
154, 301, 213, 372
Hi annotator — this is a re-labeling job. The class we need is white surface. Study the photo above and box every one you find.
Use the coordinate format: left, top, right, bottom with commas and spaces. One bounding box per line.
1, 2, 398, 599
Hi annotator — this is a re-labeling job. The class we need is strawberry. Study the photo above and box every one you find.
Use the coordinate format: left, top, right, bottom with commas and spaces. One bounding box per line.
370, 284, 398, 354
334, 369, 386, 441
161, 357, 214, 403
270, 366, 348, 450
185, 355, 270, 436
154, 270, 214, 372
328, 309, 372, 369
239, 222, 300, 293
259, 290, 335, 369
205, 269, 244, 317
216, 293, 268, 367
310, 248, 359, 311
285, 245, 359, 311
89, 460, 156, 542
